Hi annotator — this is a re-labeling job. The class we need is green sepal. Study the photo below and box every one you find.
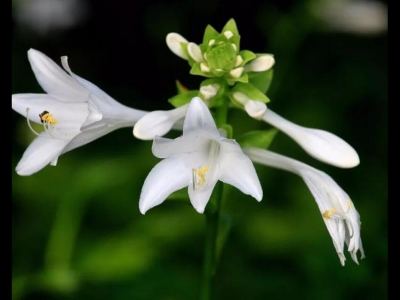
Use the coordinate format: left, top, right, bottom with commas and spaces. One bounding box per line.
226, 72, 248, 86
239, 50, 257, 66
175, 80, 189, 94
248, 69, 274, 94
231, 82, 270, 103
221, 18, 239, 37
237, 129, 278, 149
202, 24, 220, 47
168, 90, 199, 108
190, 63, 214, 78
229, 35, 241, 52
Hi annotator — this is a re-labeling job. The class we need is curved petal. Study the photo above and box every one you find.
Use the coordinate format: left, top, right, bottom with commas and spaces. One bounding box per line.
27, 49, 87, 102
15, 133, 71, 176
12, 93, 88, 131
139, 157, 191, 214
188, 180, 218, 213
219, 142, 263, 201
183, 97, 219, 136
244, 55, 275, 72
133, 105, 187, 140
262, 109, 360, 168
166, 33, 188, 60
12, 94, 87, 131
61, 124, 118, 155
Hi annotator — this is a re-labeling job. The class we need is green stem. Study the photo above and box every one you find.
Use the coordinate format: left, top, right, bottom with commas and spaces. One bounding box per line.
201, 183, 223, 300
200, 97, 229, 300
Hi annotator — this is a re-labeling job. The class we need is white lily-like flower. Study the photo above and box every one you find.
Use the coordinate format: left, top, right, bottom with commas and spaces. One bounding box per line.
12, 49, 146, 176
245, 147, 365, 266
232, 93, 359, 168
139, 97, 262, 214
262, 109, 360, 168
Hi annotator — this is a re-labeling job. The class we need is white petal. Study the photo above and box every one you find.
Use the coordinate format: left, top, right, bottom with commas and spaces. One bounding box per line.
219, 141, 263, 201
27, 49, 87, 102
139, 157, 191, 214
133, 105, 188, 140
262, 109, 360, 168
60, 125, 118, 155
152, 135, 207, 159
187, 42, 203, 62
15, 133, 71, 176
12, 93, 88, 131
183, 97, 219, 136
244, 100, 267, 120
166, 33, 188, 60
244, 55, 275, 72
188, 180, 217, 213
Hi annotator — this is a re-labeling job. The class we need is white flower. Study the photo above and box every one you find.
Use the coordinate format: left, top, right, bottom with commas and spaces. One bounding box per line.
232, 93, 359, 168
245, 147, 365, 266
139, 97, 262, 214
12, 49, 146, 176
262, 109, 360, 168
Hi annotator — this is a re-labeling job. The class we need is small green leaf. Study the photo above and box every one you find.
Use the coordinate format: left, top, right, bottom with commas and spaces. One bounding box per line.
190, 63, 214, 78
248, 69, 274, 94
168, 90, 199, 108
231, 82, 270, 103
221, 18, 239, 36
239, 50, 257, 65
202, 25, 220, 46
175, 80, 189, 94
237, 129, 278, 149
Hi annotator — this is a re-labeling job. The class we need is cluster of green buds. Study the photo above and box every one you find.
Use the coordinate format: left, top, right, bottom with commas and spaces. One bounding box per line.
166, 19, 275, 111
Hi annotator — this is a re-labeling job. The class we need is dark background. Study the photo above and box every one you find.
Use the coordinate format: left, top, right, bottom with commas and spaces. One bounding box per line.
12, 0, 388, 299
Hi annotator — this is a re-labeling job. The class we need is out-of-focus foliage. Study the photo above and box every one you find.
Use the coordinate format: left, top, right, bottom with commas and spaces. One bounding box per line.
12, 0, 387, 299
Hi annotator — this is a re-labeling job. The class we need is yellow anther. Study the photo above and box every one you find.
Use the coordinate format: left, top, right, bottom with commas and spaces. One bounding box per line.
323, 208, 337, 219
39, 111, 58, 125
192, 167, 210, 188
348, 200, 353, 209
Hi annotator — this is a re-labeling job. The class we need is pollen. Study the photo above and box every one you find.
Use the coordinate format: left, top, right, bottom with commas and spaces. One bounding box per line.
323, 208, 337, 219
39, 111, 58, 125
192, 166, 210, 188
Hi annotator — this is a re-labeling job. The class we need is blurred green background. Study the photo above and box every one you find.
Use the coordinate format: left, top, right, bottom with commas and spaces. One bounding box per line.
12, 0, 388, 299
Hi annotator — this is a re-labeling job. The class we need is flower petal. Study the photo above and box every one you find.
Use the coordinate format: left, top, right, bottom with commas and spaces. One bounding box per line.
166, 33, 189, 60
262, 109, 360, 168
60, 125, 119, 155
15, 133, 71, 176
133, 105, 187, 140
188, 180, 218, 213
152, 135, 207, 159
27, 49, 87, 102
219, 141, 263, 201
183, 97, 219, 136
139, 157, 191, 214
12, 93, 88, 131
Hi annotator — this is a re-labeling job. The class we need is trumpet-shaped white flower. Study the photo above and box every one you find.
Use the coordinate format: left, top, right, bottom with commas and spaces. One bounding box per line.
262, 109, 360, 168
245, 147, 365, 266
139, 97, 262, 214
232, 93, 359, 168
12, 49, 146, 176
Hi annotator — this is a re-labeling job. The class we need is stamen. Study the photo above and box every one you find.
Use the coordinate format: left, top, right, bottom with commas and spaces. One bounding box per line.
322, 208, 337, 219
25, 108, 70, 140
26, 108, 42, 136
192, 167, 210, 189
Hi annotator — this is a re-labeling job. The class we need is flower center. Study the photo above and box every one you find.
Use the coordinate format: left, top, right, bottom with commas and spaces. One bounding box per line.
26, 108, 71, 140
191, 140, 220, 190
